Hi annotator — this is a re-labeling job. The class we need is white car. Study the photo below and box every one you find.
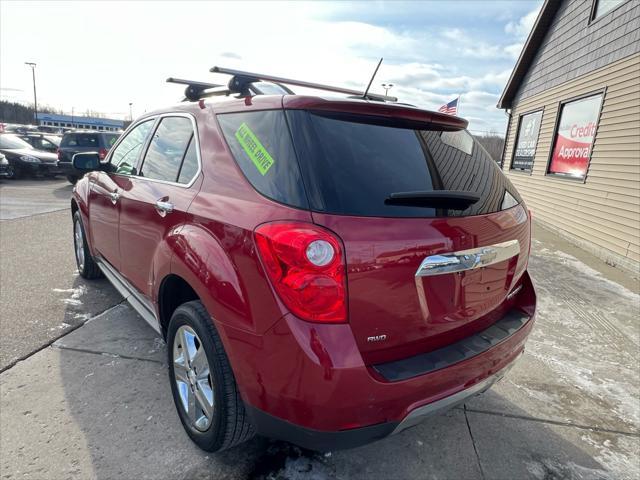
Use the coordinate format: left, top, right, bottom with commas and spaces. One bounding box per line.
0, 153, 11, 178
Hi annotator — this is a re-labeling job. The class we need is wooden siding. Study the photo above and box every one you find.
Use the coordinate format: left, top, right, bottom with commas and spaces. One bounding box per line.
502, 53, 640, 271
514, 0, 640, 103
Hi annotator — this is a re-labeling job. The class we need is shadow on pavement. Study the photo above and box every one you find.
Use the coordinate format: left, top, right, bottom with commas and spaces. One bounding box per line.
52, 182, 74, 199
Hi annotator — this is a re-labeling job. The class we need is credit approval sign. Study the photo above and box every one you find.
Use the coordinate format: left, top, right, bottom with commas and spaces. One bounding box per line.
549, 93, 603, 179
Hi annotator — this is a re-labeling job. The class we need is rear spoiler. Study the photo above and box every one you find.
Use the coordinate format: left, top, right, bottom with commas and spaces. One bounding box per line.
283, 96, 468, 131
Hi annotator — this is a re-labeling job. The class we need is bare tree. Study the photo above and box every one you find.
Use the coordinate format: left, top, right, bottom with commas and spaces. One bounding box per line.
474, 131, 505, 163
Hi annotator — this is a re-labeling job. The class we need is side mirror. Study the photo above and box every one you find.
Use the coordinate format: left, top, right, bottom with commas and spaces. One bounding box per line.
72, 152, 101, 171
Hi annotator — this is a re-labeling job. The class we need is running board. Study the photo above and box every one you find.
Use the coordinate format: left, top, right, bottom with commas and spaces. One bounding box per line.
95, 258, 162, 334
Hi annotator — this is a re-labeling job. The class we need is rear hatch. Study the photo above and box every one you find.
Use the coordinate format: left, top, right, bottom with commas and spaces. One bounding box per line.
59, 133, 101, 162
218, 98, 530, 365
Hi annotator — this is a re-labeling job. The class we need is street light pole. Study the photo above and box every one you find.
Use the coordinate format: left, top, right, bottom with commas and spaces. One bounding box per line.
25, 62, 38, 125
129, 102, 133, 121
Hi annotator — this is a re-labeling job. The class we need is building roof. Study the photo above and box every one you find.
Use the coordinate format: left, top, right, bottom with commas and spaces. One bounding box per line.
36, 112, 124, 127
497, 0, 563, 109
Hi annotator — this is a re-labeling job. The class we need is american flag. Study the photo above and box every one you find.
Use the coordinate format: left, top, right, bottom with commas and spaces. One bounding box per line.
438, 97, 459, 115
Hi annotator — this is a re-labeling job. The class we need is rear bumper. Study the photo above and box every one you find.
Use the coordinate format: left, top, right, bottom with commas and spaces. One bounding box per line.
246, 359, 517, 451
223, 271, 536, 450
56, 161, 79, 176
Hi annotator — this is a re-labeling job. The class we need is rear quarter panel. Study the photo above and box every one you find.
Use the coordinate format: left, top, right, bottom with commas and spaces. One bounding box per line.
166, 104, 313, 336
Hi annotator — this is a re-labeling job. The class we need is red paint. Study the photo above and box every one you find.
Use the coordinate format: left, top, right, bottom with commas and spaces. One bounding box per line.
73, 94, 536, 439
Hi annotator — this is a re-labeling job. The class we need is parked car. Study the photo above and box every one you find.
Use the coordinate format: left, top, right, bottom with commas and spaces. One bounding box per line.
57, 131, 120, 184
0, 134, 59, 178
0, 153, 10, 178
70, 87, 536, 453
17, 133, 61, 153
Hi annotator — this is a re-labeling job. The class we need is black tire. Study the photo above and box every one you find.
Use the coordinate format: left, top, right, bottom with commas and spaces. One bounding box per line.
66, 175, 79, 185
72, 211, 102, 279
7, 166, 22, 179
167, 301, 255, 452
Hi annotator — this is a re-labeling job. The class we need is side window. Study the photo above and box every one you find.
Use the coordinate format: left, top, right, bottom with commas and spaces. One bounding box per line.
140, 116, 194, 183
177, 136, 199, 184
592, 0, 626, 20
510, 110, 543, 172
110, 120, 154, 175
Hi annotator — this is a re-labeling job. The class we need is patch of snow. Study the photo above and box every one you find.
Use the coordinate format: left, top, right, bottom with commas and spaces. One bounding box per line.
526, 458, 613, 480
278, 456, 333, 480
148, 337, 166, 354
545, 249, 638, 302
581, 432, 639, 480
524, 246, 640, 429
49, 322, 71, 332
62, 298, 82, 306
54, 285, 88, 307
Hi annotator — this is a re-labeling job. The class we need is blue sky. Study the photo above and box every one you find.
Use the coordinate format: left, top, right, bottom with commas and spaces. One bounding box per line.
1, 1, 542, 134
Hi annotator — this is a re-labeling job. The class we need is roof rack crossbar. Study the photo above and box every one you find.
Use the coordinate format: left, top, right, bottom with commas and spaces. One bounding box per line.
166, 77, 230, 101
210, 66, 398, 102
166, 77, 223, 89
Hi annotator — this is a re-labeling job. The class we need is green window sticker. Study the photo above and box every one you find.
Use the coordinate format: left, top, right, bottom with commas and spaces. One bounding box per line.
234, 123, 275, 176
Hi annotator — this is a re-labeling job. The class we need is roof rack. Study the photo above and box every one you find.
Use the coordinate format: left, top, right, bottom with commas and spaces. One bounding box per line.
166, 77, 229, 101
166, 66, 398, 103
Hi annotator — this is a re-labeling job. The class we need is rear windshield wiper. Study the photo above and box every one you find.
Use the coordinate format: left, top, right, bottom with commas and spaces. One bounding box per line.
385, 190, 481, 210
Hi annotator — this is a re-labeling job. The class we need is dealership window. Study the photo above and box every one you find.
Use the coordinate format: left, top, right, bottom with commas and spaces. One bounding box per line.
592, 0, 626, 20
547, 92, 604, 180
510, 110, 543, 172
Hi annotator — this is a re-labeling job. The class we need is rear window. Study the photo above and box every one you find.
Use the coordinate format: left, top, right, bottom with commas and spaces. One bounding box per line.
61, 133, 99, 148
103, 133, 119, 148
219, 109, 522, 218
44, 135, 61, 147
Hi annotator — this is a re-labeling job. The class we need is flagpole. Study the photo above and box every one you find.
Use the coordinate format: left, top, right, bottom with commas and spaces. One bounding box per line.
458, 94, 462, 117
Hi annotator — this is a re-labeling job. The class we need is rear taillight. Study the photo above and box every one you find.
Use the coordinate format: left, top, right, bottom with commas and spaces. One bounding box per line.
254, 222, 347, 323
98, 148, 108, 160
57, 148, 62, 160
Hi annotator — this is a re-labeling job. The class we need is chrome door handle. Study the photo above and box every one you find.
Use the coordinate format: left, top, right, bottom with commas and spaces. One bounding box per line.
109, 191, 120, 204
415, 240, 520, 277
155, 200, 174, 216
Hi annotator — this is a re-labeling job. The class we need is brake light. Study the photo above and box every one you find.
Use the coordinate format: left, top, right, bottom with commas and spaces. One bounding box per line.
254, 222, 347, 323
98, 148, 108, 160
57, 148, 62, 160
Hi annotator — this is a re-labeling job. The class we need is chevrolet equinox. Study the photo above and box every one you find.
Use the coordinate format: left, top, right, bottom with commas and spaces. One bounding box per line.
70, 73, 536, 452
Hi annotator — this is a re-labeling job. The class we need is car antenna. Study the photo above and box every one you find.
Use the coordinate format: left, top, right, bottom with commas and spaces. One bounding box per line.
362, 58, 383, 100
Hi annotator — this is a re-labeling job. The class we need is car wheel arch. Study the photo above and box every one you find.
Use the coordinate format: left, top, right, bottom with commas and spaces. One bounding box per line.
157, 273, 201, 338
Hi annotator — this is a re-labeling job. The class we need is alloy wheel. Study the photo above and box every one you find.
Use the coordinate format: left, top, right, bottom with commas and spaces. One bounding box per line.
74, 220, 85, 271
173, 325, 215, 432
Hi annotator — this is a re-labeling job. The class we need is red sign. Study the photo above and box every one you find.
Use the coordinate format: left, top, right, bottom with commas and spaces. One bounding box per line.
549, 94, 603, 178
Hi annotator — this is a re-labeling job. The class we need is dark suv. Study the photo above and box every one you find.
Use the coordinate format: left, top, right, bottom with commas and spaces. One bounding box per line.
70, 77, 536, 453
58, 131, 120, 184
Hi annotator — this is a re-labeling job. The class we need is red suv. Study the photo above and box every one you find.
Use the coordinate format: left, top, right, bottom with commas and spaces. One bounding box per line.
70, 80, 536, 452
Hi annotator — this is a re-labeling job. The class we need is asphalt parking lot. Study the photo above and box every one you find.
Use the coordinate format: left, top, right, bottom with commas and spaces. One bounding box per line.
0, 178, 638, 480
